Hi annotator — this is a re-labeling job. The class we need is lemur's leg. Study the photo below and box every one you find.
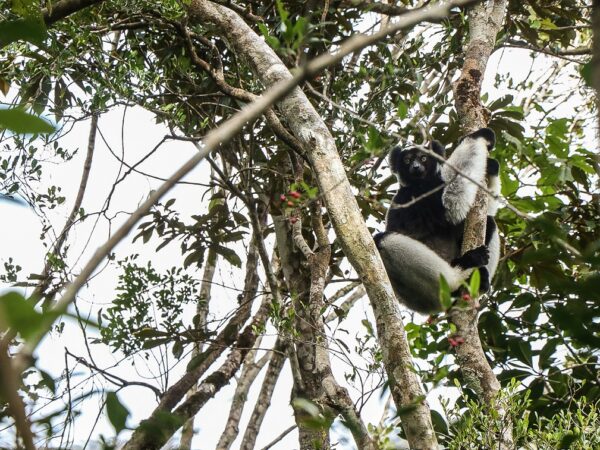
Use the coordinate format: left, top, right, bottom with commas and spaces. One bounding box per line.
375, 232, 488, 313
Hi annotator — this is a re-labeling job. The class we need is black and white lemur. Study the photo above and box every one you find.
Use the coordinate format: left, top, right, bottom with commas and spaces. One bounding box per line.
374, 128, 501, 314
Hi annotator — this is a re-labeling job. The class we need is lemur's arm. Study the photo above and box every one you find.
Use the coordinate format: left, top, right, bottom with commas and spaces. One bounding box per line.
441, 128, 495, 224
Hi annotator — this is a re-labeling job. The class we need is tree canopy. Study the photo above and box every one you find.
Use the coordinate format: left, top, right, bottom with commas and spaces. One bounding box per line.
0, 1, 598, 449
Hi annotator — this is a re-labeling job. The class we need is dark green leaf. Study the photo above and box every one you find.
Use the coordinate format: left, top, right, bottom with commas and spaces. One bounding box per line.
105, 392, 129, 434
172, 340, 183, 359
430, 409, 448, 435
0, 291, 44, 340
438, 275, 452, 310
0, 17, 46, 48
0, 108, 55, 134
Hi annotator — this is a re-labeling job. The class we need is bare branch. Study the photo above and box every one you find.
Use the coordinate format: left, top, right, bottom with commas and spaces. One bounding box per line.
0, 343, 35, 450
33, 112, 98, 301
259, 425, 297, 450
216, 339, 270, 449
239, 338, 287, 450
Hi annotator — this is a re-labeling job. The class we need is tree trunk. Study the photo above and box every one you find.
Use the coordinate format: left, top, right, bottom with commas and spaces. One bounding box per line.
188, 2, 437, 447
451, 1, 513, 448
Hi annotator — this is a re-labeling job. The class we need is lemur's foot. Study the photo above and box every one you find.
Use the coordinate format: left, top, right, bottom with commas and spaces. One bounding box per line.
452, 245, 489, 269
487, 157, 500, 176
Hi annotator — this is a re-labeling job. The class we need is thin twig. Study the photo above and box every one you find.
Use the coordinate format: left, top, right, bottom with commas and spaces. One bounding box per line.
259, 425, 297, 450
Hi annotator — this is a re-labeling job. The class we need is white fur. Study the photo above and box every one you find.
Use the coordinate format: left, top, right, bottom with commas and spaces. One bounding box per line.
487, 172, 501, 216
378, 233, 472, 313
486, 229, 500, 281
441, 136, 488, 224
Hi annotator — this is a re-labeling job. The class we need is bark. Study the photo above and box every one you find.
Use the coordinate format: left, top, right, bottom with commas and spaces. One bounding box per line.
593, 1, 600, 154
188, 2, 437, 447
342, 0, 408, 16
273, 200, 375, 450
180, 247, 217, 449
43, 0, 104, 25
121, 299, 271, 450
0, 342, 34, 450
216, 339, 270, 450
451, 1, 513, 448
240, 338, 287, 450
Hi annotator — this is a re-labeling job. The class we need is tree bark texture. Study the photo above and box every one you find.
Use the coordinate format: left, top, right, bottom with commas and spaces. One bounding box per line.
272, 202, 375, 450
188, 2, 437, 447
239, 338, 287, 450
216, 339, 270, 450
451, 1, 513, 449
180, 248, 217, 449
592, 0, 600, 151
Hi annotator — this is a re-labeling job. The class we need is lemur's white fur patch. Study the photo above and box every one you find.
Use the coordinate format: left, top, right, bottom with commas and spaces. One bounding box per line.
441, 136, 488, 224
487, 173, 501, 216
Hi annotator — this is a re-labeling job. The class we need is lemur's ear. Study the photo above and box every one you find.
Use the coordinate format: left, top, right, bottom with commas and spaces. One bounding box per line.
430, 140, 445, 157
388, 146, 403, 172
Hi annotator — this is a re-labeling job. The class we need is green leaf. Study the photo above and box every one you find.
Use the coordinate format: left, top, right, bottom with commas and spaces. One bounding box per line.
438, 275, 452, 310
0, 108, 54, 134
430, 409, 449, 435
397, 100, 408, 119
172, 340, 183, 359
580, 60, 592, 88
469, 269, 480, 298
292, 398, 320, 417
558, 431, 578, 448
214, 245, 241, 268
0, 291, 44, 340
134, 327, 168, 339
0, 17, 46, 48
105, 392, 129, 434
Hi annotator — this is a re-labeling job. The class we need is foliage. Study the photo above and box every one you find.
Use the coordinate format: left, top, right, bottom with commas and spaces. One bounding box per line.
98, 257, 200, 356
443, 382, 600, 449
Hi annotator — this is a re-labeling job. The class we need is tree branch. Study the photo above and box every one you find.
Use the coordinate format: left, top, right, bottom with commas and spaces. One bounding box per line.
187, 1, 480, 447
216, 339, 270, 449
239, 338, 287, 450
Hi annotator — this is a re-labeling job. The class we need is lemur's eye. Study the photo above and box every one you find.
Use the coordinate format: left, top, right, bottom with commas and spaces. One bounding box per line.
420, 155, 427, 162
403, 155, 411, 164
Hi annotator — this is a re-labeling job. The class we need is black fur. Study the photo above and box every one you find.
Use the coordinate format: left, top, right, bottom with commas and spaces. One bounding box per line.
451, 245, 489, 269
376, 128, 499, 312
487, 157, 500, 176
459, 128, 496, 150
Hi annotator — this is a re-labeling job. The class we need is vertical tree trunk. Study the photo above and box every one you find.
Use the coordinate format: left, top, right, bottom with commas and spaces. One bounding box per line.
451, 1, 513, 448
592, 0, 600, 153
188, 2, 437, 447
180, 248, 217, 449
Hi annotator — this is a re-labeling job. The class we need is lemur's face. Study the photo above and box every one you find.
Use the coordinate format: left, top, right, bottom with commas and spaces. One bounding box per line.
389, 141, 445, 186
395, 148, 438, 184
